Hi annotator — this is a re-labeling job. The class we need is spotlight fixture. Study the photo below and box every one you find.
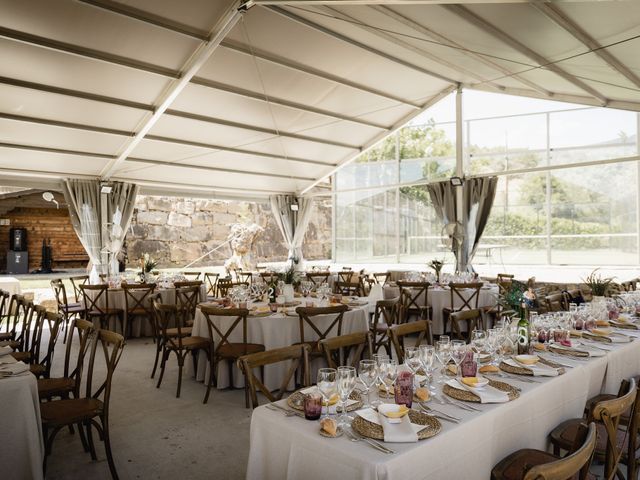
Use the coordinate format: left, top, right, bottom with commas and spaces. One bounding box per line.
101, 184, 113, 194
450, 176, 464, 187
290, 202, 299, 212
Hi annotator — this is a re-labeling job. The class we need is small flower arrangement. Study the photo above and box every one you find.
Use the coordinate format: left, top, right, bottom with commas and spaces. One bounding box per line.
142, 253, 158, 273
427, 259, 444, 283
582, 268, 615, 297
278, 264, 301, 286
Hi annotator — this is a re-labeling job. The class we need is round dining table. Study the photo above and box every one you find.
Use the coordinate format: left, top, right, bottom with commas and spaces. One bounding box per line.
189, 300, 370, 390
0, 371, 44, 480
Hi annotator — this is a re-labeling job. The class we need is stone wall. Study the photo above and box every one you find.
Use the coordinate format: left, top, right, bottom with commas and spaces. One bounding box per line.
126, 195, 332, 269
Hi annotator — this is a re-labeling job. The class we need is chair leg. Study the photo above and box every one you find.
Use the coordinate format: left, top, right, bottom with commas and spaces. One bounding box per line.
156, 349, 168, 389
101, 416, 119, 480
203, 349, 215, 404
77, 422, 90, 452
150, 339, 162, 379
85, 419, 98, 460
176, 355, 184, 398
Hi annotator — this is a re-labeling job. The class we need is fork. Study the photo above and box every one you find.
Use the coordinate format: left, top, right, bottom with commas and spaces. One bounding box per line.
344, 428, 395, 454
419, 403, 460, 423
442, 394, 481, 412
266, 403, 303, 417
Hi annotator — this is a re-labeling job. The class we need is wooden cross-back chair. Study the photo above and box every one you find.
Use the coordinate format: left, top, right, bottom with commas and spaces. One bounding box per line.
550, 378, 638, 480
41, 328, 126, 479
545, 293, 568, 312
176, 285, 201, 326
81, 284, 124, 333
449, 309, 484, 343
122, 283, 156, 338
319, 331, 372, 369
0, 292, 20, 344
337, 270, 354, 284
295, 305, 349, 359
237, 271, 253, 285
334, 280, 362, 296
491, 422, 597, 480
38, 318, 95, 401
153, 299, 212, 402
397, 281, 432, 323
200, 306, 266, 405
372, 272, 389, 286
182, 271, 201, 280
443, 282, 483, 337
0, 290, 10, 342
10, 302, 44, 366
51, 279, 85, 343
306, 271, 330, 288
173, 280, 202, 289
259, 272, 278, 284
29, 308, 63, 379
204, 272, 220, 299
216, 278, 237, 297
389, 320, 432, 364
6, 297, 35, 358
69, 275, 89, 302
496, 273, 514, 293
370, 297, 401, 356
239, 344, 311, 409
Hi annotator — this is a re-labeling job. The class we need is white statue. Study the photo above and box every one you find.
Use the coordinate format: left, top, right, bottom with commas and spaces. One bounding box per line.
224, 223, 264, 274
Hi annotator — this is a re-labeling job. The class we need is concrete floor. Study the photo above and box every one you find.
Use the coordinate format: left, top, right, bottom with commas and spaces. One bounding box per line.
45, 337, 251, 480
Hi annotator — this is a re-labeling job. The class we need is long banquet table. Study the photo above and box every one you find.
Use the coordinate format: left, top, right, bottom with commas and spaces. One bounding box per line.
246, 329, 640, 480
0, 371, 44, 480
190, 302, 370, 390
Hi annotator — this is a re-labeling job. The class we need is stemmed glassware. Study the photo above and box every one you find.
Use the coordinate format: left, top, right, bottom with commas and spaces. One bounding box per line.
358, 359, 377, 408
336, 366, 356, 427
404, 346, 422, 389
380, 359, 398, 401
300, 281, 313, 301
435, 341, 451, 384
419, 344, 436, 393
487, 328, 501, 364
372, 353, 389, 406
450, 340, 467, 379
471, 330, 487, 356
317, 368, 337, 420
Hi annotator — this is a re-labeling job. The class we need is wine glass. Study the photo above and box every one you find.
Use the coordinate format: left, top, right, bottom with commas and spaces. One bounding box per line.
317, 368, 337, 420
450, 340, 467, 379
372, 353, 389, 406
358, 360, 376, 408
419, 344, 436, 393
404, 346, 422, 389
336, 366, 356, 427
300, 281, 312, 300
487, 328, 501, 365
471, 330, 487, 355
380, 359, 398, 401
435, 340, 451, 384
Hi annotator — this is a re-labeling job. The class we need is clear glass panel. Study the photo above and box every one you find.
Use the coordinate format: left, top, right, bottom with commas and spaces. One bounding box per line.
467, 113, 547, 174
550, 108, 637, 166
398, 185, 445, 263
549, 163, 638, 265
334, 189, 397, 263
399, 122, 456, 184
483, 173, 548, 265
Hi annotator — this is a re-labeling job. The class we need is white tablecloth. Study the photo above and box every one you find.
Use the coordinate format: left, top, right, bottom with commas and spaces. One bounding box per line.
246, 335, 640, 480
0, 372, 44, 480
0, 276, 21, 296
84, 284, 207, 337
384, 284, 499, 335
190, 304, 370, 390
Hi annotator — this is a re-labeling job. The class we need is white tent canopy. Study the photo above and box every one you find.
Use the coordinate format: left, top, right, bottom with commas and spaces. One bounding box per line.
0, 0, 639, 199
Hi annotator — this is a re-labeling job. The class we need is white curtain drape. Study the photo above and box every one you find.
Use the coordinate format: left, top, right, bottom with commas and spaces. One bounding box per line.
428, 177, 498, 272
269, 195, 314, 269
62, 179, 138, 283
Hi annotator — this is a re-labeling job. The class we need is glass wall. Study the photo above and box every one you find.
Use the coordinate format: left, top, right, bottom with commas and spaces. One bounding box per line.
333, 90, 640, 266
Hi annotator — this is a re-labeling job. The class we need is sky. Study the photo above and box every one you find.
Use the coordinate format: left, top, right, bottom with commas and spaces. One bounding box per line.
410, 90, 638, 150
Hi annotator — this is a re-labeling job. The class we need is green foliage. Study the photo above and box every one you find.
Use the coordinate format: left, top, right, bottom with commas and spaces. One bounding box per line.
582, 268, 615, 296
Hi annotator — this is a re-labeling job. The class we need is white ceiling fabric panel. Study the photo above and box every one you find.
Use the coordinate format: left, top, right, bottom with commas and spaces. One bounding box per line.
0, 0, 638, 197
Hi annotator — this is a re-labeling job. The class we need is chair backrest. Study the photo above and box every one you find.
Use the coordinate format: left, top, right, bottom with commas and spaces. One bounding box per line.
389, 320, 431, 363
238, 344, 311, 409
200, 305, 250, 354
182, 271, 201, 280
333, 280, 361, 296
51, 279, 70, 311
176, 285, 201, 321
204, 273, 220, 297
81, 284, 110, 316
295, 305, 349, 347
260, 272, 278, 284
545, 293, 567, 312
32, 308, 63, 376
372, 272, 389, 285
122, 283, 156, 316
16, 298, 36, 350
337, 270, 354, 284
69, 275, 89, 301
397, 281, 430, 319
4, 294, 26, 341
237, 272, 253, 284
22, 302, 45, 361
449, 309, 483, 338
590, 377, 638, 479
84, 329, 125, 416
319, 331, 372, 369
0, 290, 11, 335
152, 299, 189, 350
372, 298, 400, 329
217, 278, 234, 297
448, 282, 483, 312
63, 318, 95, 392
305, 271, 330, 287
173, 280, 202, 289
523, 422, 597, 480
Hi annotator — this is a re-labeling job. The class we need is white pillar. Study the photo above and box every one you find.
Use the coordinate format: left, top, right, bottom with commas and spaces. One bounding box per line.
455, 86, 465, 272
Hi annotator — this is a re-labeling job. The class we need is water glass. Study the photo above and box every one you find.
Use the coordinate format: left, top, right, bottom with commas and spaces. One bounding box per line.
404, 346, 422, 388
337, 366, 356, 427
380, 359, 398, 400
372, 353, 389, 406
450, 340, 467, 378
435, 341, 451, 383
358, 360, 376, 408
419, 344, 436, 392
317, 368, 337, 419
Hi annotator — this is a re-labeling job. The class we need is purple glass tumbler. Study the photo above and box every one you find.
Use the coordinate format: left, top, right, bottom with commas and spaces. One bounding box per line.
304, 390, 322, 420
394, 370, 414, 408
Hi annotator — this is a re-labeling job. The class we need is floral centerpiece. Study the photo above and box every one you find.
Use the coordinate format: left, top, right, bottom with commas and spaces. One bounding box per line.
427, 259, 444, 283
139, 253, 158, 279
278, 264, 302, 287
